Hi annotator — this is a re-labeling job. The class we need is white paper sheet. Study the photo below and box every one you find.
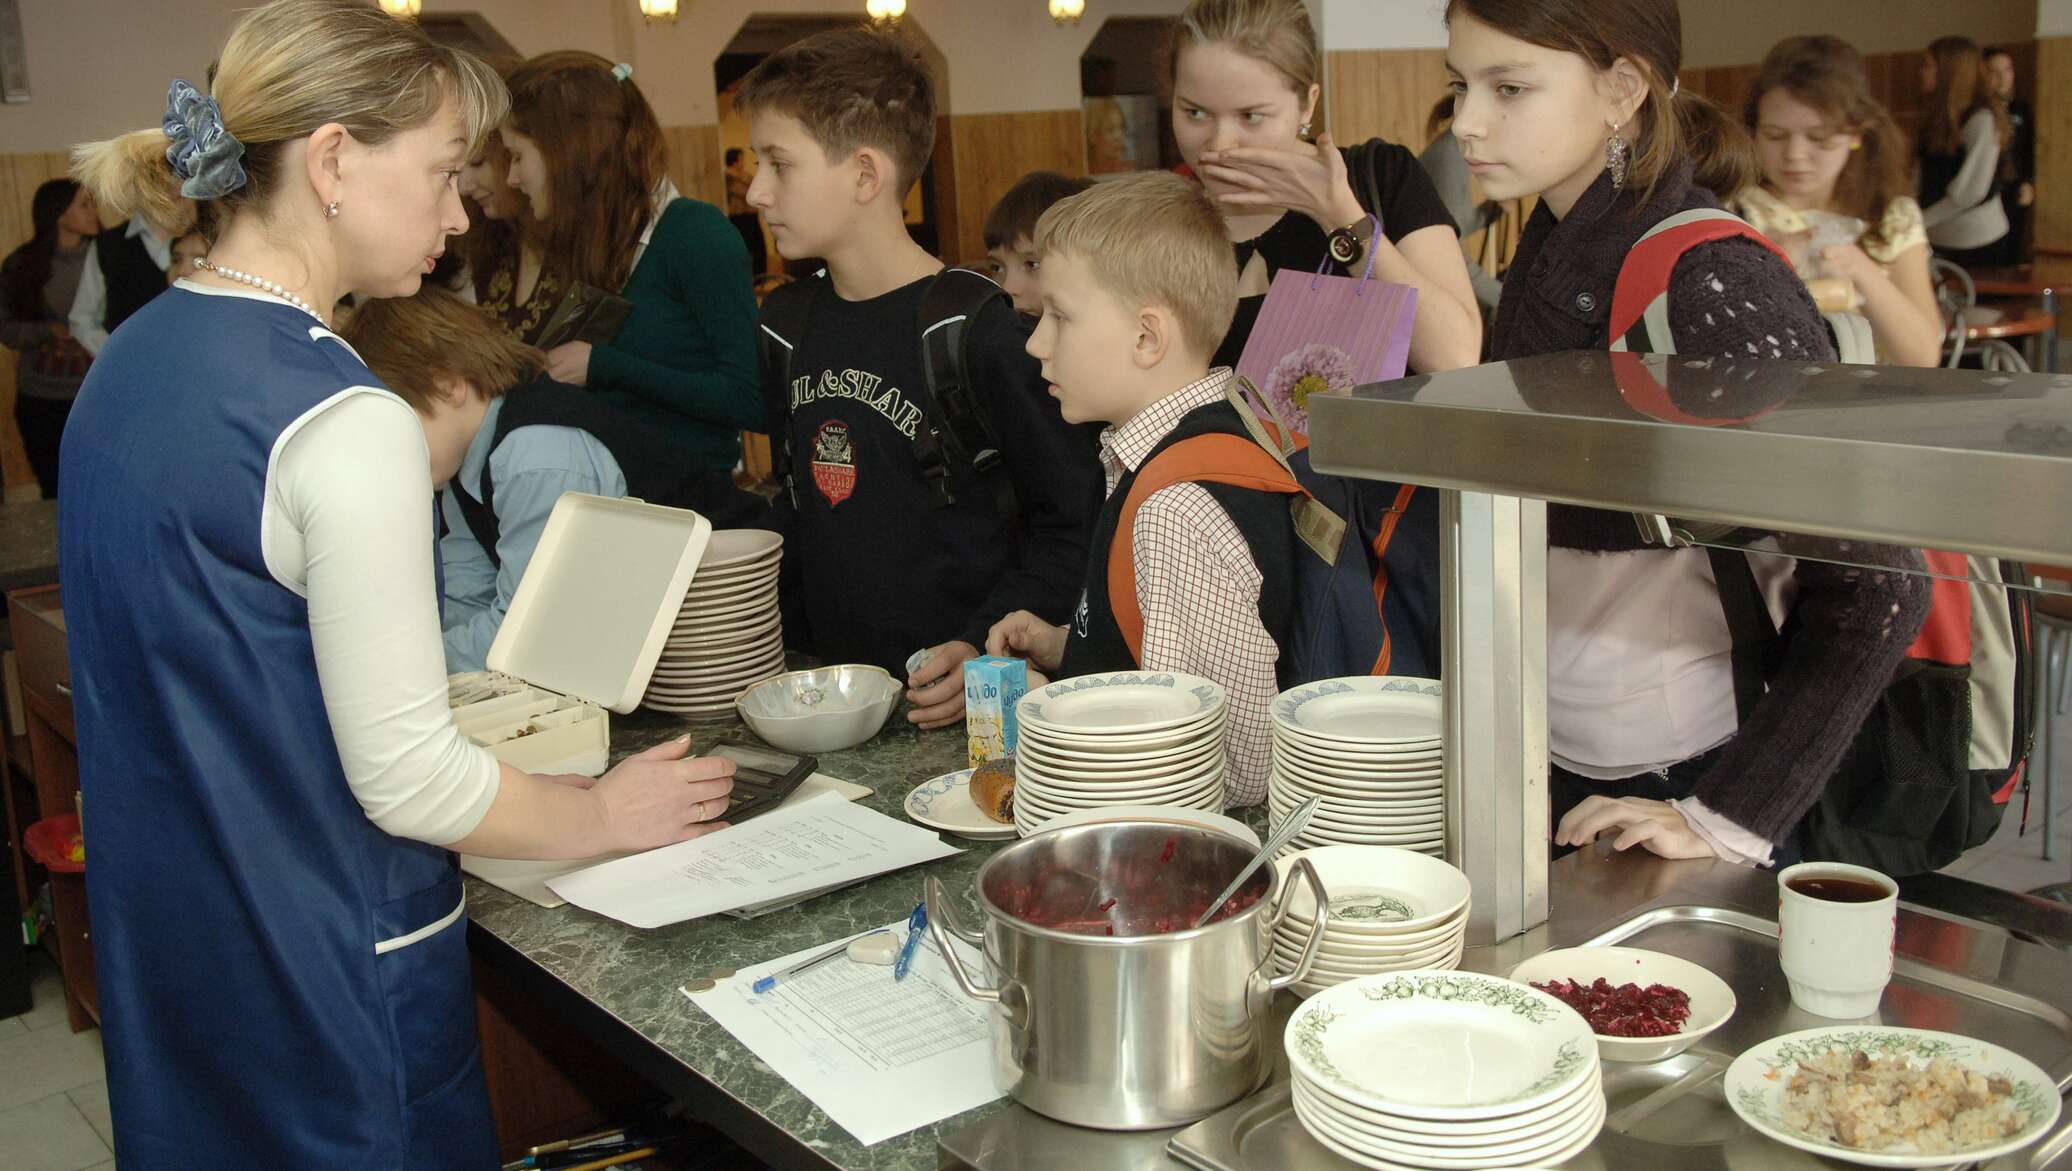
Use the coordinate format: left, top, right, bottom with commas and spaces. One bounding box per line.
684, 922, 1003, 1145
547, 795, 961, 928
461, 772, 873, 908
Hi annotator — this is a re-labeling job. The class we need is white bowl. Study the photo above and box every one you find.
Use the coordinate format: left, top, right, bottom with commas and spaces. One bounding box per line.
1507, 946, 1737, 1063
735, 665, 901, 754
1274, 846, 1471, 934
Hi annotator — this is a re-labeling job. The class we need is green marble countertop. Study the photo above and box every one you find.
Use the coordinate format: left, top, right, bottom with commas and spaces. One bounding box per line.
466, 704, 1024, 1171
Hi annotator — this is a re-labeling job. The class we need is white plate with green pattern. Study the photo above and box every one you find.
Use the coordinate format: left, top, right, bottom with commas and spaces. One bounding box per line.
1285, 971, 1597, 1120
1724, 1026, 2061, 1168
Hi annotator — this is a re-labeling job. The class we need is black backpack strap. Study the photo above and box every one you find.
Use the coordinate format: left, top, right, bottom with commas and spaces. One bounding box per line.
758, 274, 821, 509
448, 481, 503, 569
1706, 547, 1784, 724
912, 267, 1017, 514
446, 388, 535, 568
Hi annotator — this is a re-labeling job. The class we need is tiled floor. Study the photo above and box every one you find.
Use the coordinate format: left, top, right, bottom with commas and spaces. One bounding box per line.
0, 956, 113, 1171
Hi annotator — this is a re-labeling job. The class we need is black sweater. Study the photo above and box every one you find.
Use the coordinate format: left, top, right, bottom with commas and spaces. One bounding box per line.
767, 275, 1101, 676
1492, 164, 1931, 844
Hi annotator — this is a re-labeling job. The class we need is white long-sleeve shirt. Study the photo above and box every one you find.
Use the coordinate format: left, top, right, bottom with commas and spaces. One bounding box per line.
1921, 109, 2011, 251
183, 282, 503, 844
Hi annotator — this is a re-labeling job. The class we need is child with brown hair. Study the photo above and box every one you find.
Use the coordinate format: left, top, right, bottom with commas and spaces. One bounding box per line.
983, 170, 1092, 316
1731, 36, 1942, 366
503, 52, 760, 469
341, 289, 767, 672
738, 27, 1099, 728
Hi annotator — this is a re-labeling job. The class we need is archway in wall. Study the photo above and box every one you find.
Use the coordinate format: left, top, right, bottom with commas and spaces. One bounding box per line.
713, 15, 953, 277
1080, 16, 1180, 176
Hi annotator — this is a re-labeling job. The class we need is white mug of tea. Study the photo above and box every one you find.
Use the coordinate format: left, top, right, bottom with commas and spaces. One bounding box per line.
1777, 862, 1899, 1018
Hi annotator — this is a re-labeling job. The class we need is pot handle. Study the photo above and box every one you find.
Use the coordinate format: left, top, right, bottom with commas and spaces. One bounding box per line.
1265, 854, 1329, 992
924, 875, 1000, 1003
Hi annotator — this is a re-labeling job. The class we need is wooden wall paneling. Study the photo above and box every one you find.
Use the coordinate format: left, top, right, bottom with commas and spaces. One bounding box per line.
2036, 37, 2072, 253
945, 109, 1085, 267
1326, 49, 1451, 153
931, 114, 960, 267
661, 124, 724, 210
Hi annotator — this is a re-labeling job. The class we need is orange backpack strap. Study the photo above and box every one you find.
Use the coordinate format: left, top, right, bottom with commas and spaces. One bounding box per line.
1365, 482, 1418, 674
1109, 433, 1306, 663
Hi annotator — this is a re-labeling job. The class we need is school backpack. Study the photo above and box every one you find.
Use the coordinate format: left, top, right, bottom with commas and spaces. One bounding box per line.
1098, 378, 1440, 684
1610, 207, 2033, 876
1610, 208, 1879, 364
757, 267, 1016, 515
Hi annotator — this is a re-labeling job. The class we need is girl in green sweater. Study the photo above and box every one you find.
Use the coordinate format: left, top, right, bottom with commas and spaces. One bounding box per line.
502, 53, 761, 472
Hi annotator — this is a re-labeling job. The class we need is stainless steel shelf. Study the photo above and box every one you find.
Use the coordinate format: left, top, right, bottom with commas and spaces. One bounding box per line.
1307, 352, 2072, 566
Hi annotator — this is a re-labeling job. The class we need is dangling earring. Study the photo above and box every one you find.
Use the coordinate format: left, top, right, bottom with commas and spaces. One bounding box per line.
1299, 120, 1313, 139
1605, 130, 1630, 191
324, 200, 341, 220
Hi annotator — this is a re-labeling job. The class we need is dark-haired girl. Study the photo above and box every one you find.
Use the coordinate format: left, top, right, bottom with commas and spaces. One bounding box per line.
1445, 0, 1930, 867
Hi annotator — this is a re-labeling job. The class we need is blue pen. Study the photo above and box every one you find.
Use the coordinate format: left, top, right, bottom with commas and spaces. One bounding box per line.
893, 902, 928, 981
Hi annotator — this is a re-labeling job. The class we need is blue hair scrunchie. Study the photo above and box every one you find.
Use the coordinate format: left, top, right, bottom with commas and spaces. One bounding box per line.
162, 79, 247, 200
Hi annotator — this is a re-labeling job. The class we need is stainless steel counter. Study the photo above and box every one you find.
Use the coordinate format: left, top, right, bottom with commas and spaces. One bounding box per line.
938, 846, 2072, 1171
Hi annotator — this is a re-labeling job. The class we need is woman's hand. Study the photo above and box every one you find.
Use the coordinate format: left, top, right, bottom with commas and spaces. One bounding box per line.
1196, 132, 1365, 229
591, 735, 735, 852
545, 340, 593, 387
1555, 796, 1720, 861
986, 610, 1068, 672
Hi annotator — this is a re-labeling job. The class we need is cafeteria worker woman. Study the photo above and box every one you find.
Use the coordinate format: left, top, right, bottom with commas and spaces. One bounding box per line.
60, 3, 734, 1165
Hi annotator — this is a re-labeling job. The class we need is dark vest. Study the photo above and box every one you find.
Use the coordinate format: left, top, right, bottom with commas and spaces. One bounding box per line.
1059, 400, 1296, 686
96, 226, 170, 332
449, 374, 768, 565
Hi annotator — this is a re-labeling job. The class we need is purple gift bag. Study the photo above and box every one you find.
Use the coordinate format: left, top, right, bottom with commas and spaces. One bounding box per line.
1234, 237, 1418, 436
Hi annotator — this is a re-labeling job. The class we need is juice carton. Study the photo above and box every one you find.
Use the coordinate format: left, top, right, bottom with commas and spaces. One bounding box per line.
964, 656, 1028, 767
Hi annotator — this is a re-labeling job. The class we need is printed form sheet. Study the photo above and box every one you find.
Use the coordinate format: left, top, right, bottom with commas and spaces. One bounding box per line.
684, 923, 1004, 1145
546, 795, 959, 928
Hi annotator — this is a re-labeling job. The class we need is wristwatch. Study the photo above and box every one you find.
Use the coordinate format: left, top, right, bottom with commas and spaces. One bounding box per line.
1326, 215, 1379, 266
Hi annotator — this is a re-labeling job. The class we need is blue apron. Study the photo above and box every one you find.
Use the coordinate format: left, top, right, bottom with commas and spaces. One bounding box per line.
57, 287, 498, 1168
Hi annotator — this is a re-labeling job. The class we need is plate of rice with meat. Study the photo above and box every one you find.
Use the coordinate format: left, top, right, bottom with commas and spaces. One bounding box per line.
1724, 1027, 2060, 1167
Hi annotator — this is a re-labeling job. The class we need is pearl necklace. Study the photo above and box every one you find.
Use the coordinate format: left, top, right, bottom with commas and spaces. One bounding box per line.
192, 258, 328, 327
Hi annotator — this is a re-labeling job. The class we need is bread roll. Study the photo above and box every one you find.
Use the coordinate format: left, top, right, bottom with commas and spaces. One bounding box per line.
970, 759, 1015, 824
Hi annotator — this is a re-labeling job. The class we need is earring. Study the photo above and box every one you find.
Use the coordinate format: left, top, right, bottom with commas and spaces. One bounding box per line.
1605, 131, 1630, 190
324, 200, 341, 219
1299, 121, 1313, 138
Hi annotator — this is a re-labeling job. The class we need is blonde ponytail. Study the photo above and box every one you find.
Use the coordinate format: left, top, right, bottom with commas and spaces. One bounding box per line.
72, 130, 188, 238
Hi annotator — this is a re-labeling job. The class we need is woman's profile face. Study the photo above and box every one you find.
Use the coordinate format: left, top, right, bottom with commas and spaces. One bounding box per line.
334, 91, 472, 299
499, 127, 554, 221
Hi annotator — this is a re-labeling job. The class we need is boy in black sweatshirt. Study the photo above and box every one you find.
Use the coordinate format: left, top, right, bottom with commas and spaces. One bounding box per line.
739, 27, 1099, 728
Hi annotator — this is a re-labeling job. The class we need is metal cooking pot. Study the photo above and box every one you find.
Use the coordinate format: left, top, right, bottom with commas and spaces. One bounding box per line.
924, 820, 1328, 1130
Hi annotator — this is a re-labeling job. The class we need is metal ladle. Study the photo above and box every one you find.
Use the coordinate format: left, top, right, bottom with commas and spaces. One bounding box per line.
1192, 795, 1322, 929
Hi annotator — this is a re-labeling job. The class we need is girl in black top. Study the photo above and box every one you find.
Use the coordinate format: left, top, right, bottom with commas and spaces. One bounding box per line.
1168, 0, 1482, 374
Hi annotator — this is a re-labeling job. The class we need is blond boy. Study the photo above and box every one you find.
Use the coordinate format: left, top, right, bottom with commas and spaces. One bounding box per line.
988, 172, 1293, 807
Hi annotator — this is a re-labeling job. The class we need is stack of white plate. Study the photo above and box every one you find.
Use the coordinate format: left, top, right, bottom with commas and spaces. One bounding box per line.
644, 529, 785, 717
1285, 970, 1606, 1171
1268, 846, 1471, 995
1011, 671, 1228, 837
1269, 677, 1443, 857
